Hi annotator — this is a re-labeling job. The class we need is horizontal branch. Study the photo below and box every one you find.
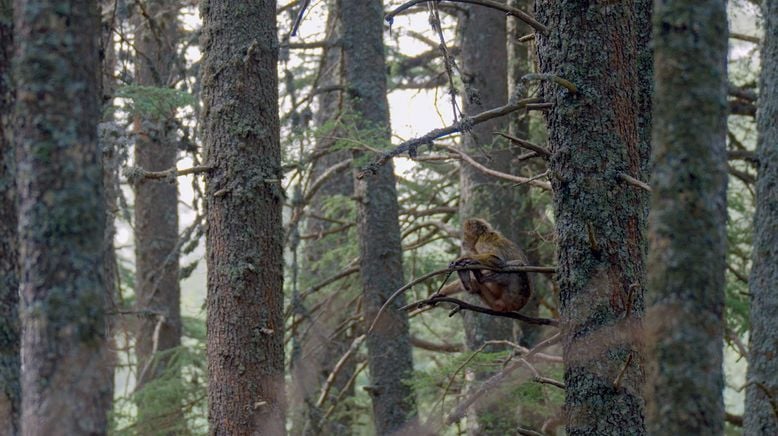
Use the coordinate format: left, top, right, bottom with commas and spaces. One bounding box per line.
730, 32, 760, 44
125, 165, 213, 183
386, 0, 549, 35
406, 296, 560, 326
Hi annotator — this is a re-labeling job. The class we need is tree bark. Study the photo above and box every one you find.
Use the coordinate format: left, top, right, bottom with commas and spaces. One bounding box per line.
201, 0, 285, 433
0, 0, 18, 433
534, 1, 648, 433
341, 0, 418, 433
14, 0, 108, 433
646, 1, 728, 434
131, 0, 182, 429
744, 0, 778, 433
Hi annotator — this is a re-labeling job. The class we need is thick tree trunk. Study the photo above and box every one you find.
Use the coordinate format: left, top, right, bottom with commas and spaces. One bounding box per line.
131, 0, 182, 428
14, 0, 108, 433
340, 0, 417, 433
744, 0, 778, 433
0, 0, 18, 433
457, 3, 521, 434
645, 1, 728, 434
534, 1, 647, 434
201, 0, 285, 433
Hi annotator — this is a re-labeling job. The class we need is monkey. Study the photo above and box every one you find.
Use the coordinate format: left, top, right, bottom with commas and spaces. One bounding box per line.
435, 218, 532, 313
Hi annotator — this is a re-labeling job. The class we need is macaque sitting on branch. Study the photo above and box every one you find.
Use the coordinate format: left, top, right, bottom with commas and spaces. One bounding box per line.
435, 218, 532, 313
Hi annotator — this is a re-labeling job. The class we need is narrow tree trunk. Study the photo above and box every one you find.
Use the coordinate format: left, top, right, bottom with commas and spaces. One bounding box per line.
507, 0, 544, 350
457, 3, 521, 434
0, 0, 18, 433
744, 0, 778, 432
646, 1, 728, 434
131, 0, 182, 429
14, 0, 108, 433
340, 0, 417, 433
534, 1, 647, 433
201, 0, 285, 433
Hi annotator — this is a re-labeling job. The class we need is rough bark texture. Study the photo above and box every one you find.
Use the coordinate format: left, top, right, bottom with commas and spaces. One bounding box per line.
744, 0, 778, 433
534, 1, 647, 434
132, 0, 182, 427
14, 0, 108, 434
645, 1, 728, 435
341, 0, 418, 433
201, 0, 285, 433
457, 3, 521, 434
0, 0, 18, 433
290, 5, 358, 434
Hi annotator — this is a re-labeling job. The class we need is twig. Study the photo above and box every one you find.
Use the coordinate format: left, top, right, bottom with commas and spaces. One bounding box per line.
411, 335, 463, 353
386, 0, 549, 35
408, 296, 560, 326
613, 352, 634, 389
495, 132, 550, 157
618, 173, 651, 192
316, 335, 366, 407
290, 0, 311, 36
533, 376, 565, 389
730, 32, 760, 44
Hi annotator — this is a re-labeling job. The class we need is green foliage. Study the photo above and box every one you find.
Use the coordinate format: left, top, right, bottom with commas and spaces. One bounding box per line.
111, 318, 207, 436
115, 85, 194, 119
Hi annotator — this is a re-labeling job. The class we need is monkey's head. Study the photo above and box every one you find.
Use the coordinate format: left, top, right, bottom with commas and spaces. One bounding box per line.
463, 218, 492, 237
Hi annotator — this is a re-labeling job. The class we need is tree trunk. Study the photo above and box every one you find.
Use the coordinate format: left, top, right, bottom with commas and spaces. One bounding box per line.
507, 0, 544, 350
340, 0, 418, 433
645, 1, 728, 434
201, 0, 285, 433
457, 3, 521, 434
14, 0, 108, 433
744, 0, 778, 432
290, 5, 358, 434
131, 0, 182, 429
0, 0, 18, 433
534, 1, 648, 433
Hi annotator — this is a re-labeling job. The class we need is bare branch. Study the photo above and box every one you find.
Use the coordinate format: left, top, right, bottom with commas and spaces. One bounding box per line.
386, 0, 549, 35
406, 296, 559, 326
357, 97, 541, 178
